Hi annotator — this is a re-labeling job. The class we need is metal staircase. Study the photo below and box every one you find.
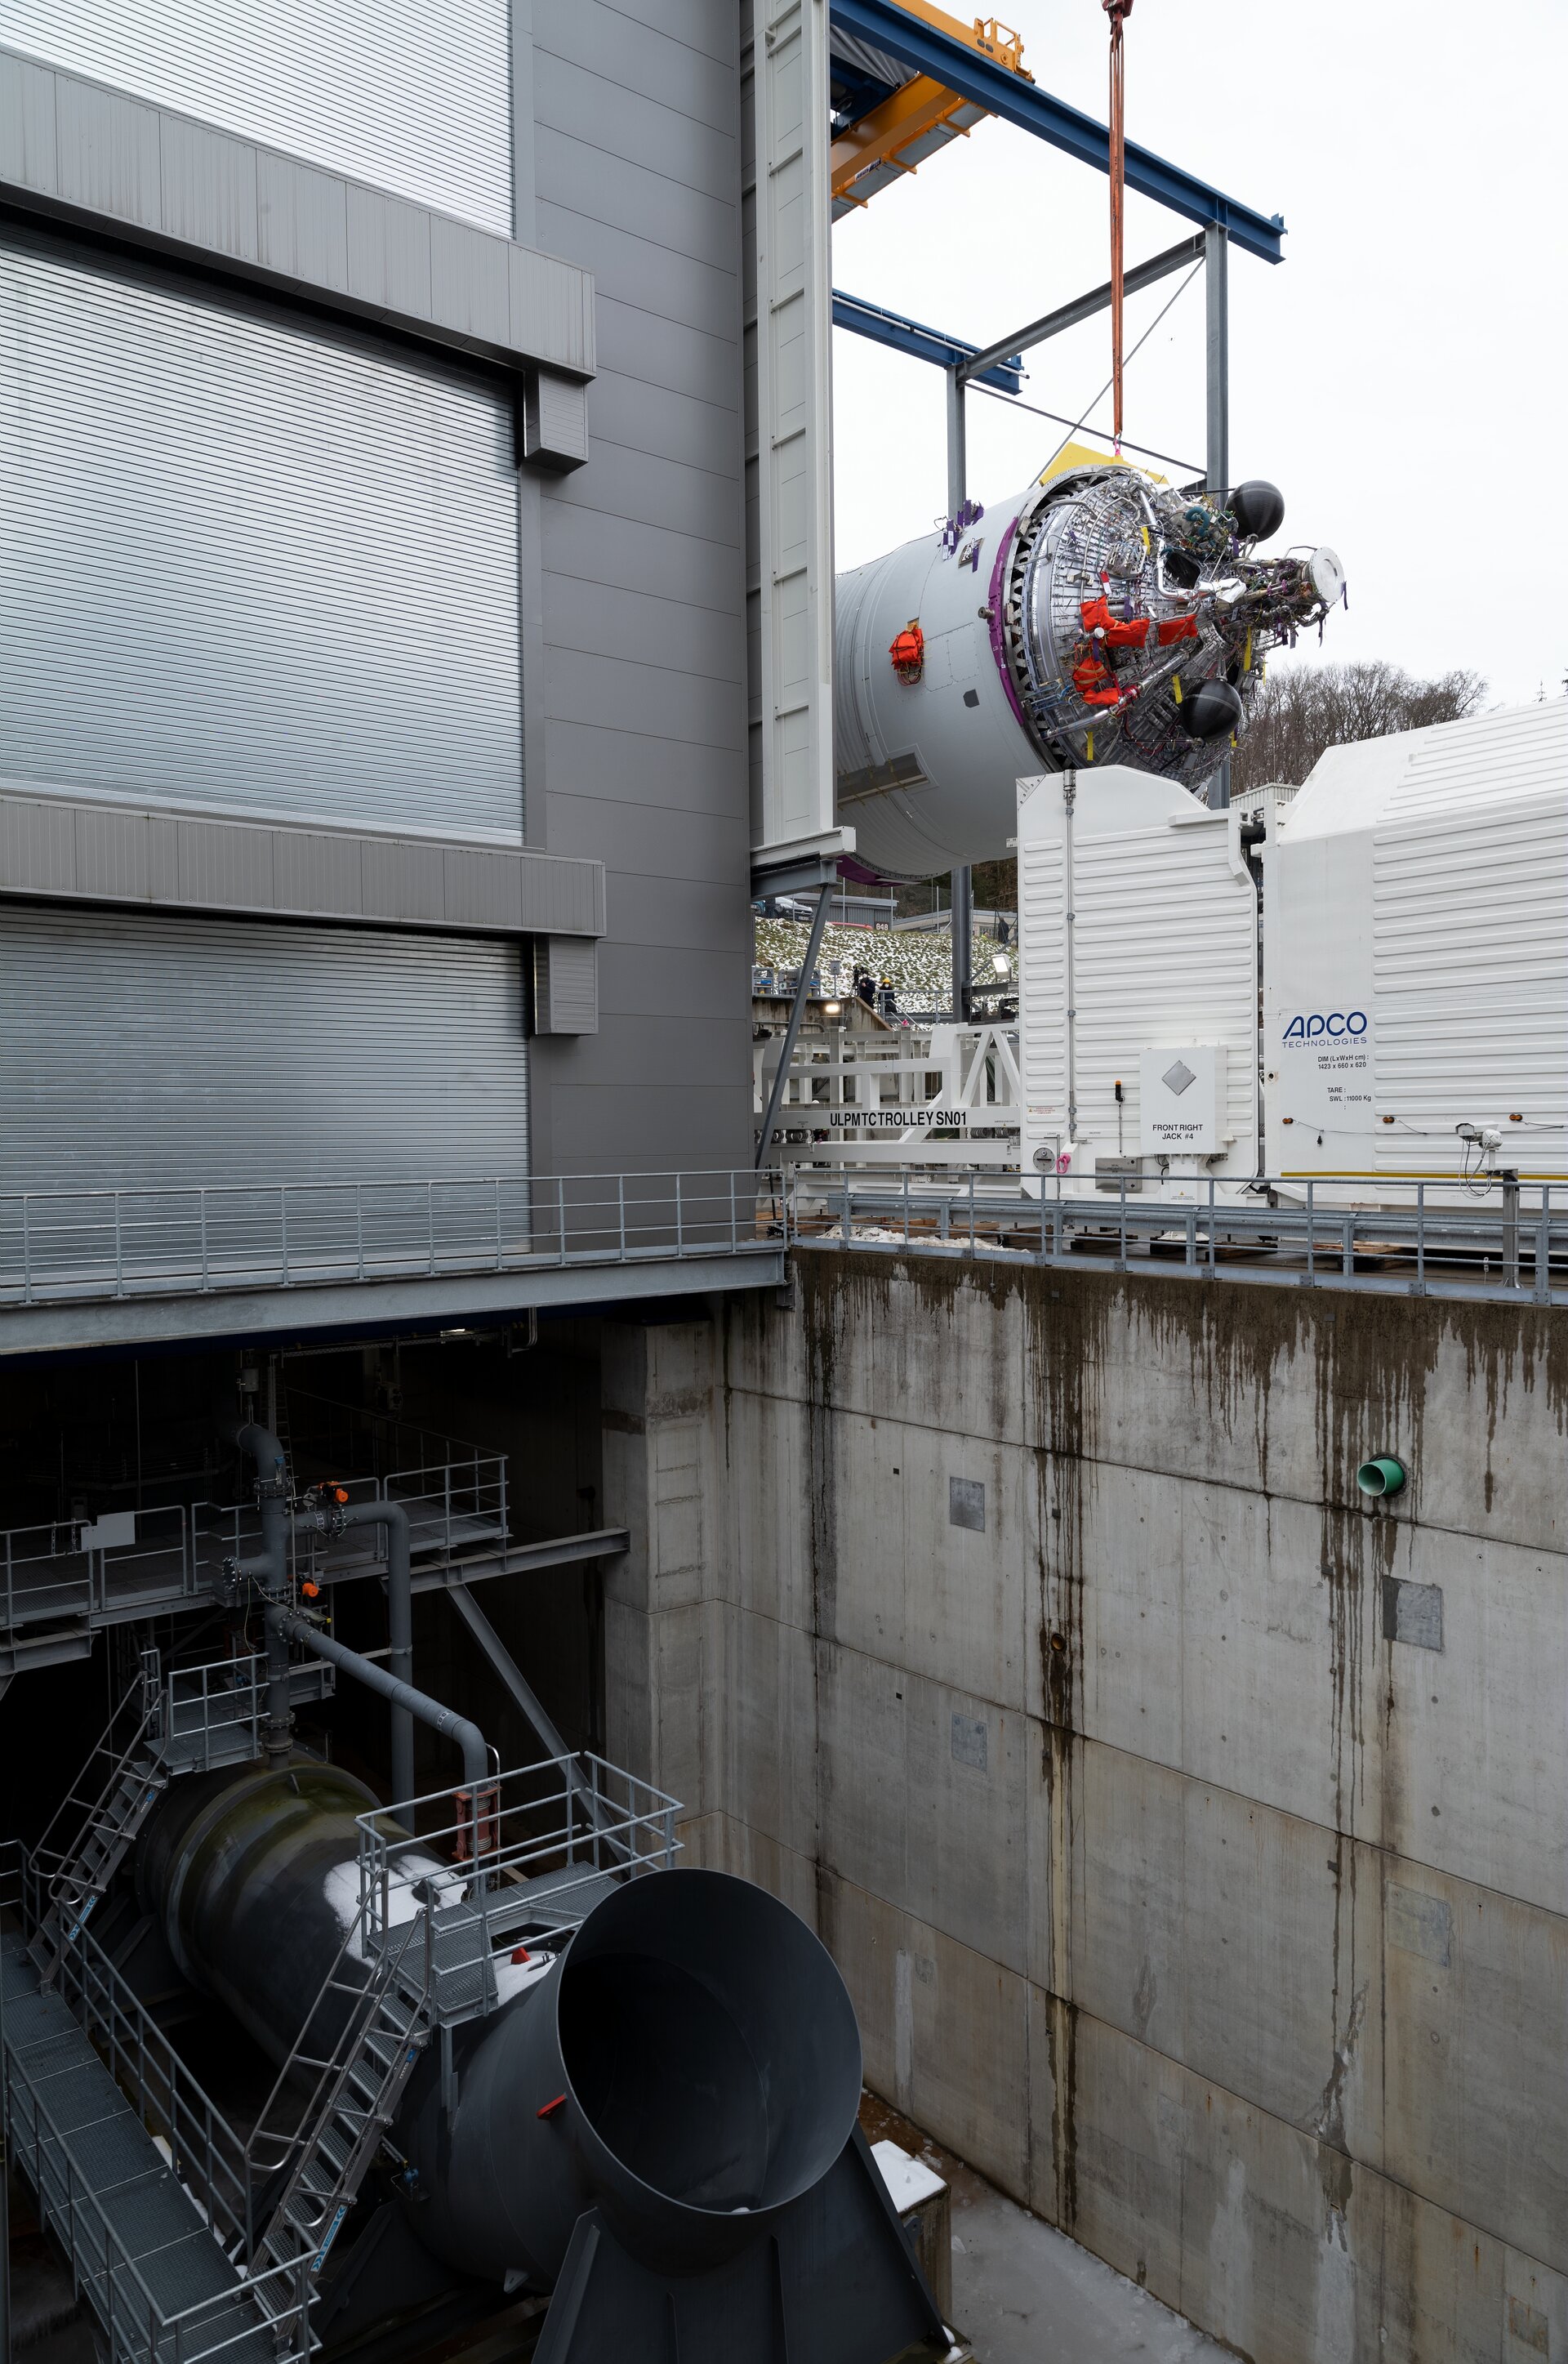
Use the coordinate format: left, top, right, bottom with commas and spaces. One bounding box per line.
0, 1900, 310, 2364
29, 1651, 167, 1983
249, 1907, 433, 2295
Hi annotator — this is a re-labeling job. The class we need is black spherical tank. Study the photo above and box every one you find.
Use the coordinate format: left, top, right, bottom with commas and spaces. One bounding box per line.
1226, 479, 1286, 540
1179, 678, 1246, 744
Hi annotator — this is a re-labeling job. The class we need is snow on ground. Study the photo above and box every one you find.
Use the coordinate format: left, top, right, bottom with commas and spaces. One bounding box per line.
753, 917, 1015, 1012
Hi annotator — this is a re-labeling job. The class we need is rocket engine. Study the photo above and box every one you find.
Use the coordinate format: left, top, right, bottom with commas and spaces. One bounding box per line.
834, 461, 1344, 874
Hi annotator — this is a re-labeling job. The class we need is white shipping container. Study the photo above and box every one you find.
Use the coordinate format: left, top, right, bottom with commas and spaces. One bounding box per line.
1015, 765, 1258, 1198
1263, 701, 1568, 1189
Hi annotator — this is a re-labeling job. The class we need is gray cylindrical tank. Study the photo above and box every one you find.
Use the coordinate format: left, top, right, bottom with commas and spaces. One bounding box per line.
834, 461, 1343, 875
399, 1867, 862, 2283
137, 1769, 863, 2294
136, 1760, 402, 2067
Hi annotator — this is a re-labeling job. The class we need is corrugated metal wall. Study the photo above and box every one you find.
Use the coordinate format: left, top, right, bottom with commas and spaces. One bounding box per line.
0, 0, 512, 232
1373, 792, 1568, 1175
1, 906, 528, 1193
0, 230, 523, 841
1018, 839, 1067, 1126
1076, 827, 1258, 1158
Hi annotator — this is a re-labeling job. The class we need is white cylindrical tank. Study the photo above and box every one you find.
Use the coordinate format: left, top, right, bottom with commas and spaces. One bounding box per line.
834, 460, 1343, 876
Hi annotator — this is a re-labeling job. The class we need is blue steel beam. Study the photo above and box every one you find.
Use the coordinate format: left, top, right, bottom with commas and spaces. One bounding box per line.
829, 0, 1285, 265
831, 290, 1024, 391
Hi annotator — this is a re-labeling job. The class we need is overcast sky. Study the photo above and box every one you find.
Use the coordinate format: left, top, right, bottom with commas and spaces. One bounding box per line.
831, 0, 1568, 709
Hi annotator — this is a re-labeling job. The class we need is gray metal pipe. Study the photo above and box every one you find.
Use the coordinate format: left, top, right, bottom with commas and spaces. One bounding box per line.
229, 1420, 290, 1589
264, 1607, 293, 1768
229, 1420, 416, 1802
295, 1497, 415, 1804
266, 1608, 488, 1791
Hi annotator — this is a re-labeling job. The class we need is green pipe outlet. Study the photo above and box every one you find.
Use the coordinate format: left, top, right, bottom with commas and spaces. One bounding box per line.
1356, 1456, 1406, 1499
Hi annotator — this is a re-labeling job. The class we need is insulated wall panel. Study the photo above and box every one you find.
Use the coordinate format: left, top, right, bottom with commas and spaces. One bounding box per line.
0, 906, 528, 1193
0, 231, 523, 841
0, 1, 511, 232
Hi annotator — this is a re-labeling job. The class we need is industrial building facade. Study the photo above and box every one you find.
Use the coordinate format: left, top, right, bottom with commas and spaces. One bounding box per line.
0, 0, 755, 1213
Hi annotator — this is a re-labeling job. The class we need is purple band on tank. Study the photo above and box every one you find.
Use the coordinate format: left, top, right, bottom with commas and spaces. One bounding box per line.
987, 514, 1030, 734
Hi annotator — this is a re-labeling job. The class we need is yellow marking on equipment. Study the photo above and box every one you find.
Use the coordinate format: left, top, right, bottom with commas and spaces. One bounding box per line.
832, 8, 1032, 210
1036, 439, 1167, 488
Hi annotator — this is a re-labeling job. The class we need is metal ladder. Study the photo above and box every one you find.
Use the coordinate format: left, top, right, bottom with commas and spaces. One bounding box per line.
29, 1653, 168, 1984
249, 1909, 432, 2302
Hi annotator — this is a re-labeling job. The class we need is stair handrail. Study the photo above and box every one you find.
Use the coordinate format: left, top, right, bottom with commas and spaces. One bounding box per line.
32, 1651, 163, 1890
2, 2027, 310, 2364
247, 1893, 431, 2266
45, 1887, 253, 2259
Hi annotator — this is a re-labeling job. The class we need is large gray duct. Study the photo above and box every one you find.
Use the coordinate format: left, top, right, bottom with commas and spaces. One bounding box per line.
137, 1766, 946, 2362
834, 462, 1343, 874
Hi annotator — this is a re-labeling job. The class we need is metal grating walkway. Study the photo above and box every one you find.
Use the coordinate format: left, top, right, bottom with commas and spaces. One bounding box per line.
2, 1934, 273, 2364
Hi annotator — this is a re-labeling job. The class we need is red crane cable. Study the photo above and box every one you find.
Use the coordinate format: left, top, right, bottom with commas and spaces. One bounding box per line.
1104, 0, 1134, 453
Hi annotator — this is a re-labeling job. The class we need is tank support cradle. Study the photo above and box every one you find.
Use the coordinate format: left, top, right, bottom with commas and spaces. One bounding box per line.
534, 2126, 949, 2364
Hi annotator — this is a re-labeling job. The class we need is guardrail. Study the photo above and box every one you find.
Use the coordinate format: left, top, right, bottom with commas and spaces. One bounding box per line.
778, 1170, 1568, 1306
0, 1170, 773, 1308
357, 1755, 679, 2026
158, 1652, 336, 1775
0, 1841, 308, 2364
0, 1456, 514, 1644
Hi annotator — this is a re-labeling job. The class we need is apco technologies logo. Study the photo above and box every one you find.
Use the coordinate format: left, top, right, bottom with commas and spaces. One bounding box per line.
1282, 1010, 1367, 1044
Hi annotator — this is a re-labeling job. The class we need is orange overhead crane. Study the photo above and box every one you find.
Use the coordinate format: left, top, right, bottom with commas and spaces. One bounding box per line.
830, 7, 1033, 214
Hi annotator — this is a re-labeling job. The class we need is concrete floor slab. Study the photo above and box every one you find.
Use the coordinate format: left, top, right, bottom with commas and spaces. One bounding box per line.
860, 2094, 1230, 2363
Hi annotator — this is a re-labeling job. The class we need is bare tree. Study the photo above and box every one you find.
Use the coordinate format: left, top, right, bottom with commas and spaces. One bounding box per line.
1232, 660, 1487, 794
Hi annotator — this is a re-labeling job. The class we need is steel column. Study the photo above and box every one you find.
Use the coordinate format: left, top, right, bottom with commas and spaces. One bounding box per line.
1205, 224, 1230, 497
951, 864, 973, 1024
945, 379, 973, 1029
1205, 223, 1232, 810
945, 368, 967, 515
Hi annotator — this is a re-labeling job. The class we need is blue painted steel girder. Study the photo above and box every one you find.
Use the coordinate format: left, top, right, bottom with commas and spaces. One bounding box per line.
829, 0, 1285, 265
831, 291, 1024, 391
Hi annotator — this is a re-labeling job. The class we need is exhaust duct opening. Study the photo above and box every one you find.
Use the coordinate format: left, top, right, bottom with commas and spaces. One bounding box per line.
556, 1869, 862, 2225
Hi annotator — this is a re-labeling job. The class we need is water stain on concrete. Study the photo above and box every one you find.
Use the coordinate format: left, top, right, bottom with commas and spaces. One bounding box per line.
748, 1250, 1566, 2362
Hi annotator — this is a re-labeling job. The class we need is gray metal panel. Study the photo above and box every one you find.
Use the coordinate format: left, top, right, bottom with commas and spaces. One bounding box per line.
0, 0, 513, 231
0, 790, 606, 933
522, 368, 588, 473
526, 0, 752, 1181
0, 228, 524, 839
0, 904, 528, 1193
0, 47, 595, 379
0, 1247, 785, 1356
532, 936, 598, 1035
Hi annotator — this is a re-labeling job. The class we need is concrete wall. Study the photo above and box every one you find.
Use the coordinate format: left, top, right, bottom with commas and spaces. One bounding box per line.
605, 1257, 1568, 2364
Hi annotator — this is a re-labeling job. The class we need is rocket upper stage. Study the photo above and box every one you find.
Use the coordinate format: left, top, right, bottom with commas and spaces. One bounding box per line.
833, 459, 1344, 876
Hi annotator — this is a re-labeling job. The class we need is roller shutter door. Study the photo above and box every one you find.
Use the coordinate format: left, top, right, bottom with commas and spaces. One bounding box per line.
0, 0, 511, 233
0, 230, 523, 841
0, 906, 528, 1195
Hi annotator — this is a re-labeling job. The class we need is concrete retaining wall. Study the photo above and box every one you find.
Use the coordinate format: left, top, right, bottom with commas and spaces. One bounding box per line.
600, 1256, 1568, 2362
